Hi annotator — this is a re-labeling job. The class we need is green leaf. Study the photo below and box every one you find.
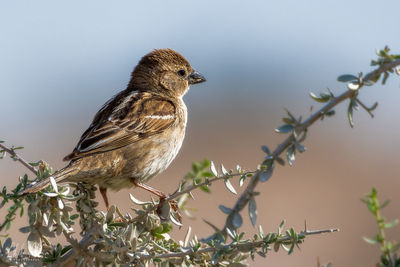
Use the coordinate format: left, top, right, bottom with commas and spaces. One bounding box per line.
226, 227, 236, 240
191, 162, 200, 174
200, 171, 213, 178
259, 160, 274, 182
19, 226, 32, 233
325, 110, 335, 117
106, 205, 115, 223
27, 231, 42, 257
363, 237, 378, 244
210, 161, 218, 176
239, 175, 246, 187
183, 226, 192, 247
19, 205, 24, 217
384, 219, 398, 229
273, 242, 280, 252
224, 179, 237, 195
309, 92, 331, 103
288, 244, 295, 255
275, 124, 294, 133
347, 99, 355, 128
282, 117, 294, 124
6, 221, 11, 231
278, 220, 285, 235
259, 170, 272, 182
286, 145, 296, 166
70, 214, 79, 220
199, 185, 211, 193
61, 245, 72, 255
221, 164, 229, 176
363, 80, 375, 86
295, 142, 306, 153
49, 177, 58, 193
258, 225, 264, 238
235, 165, 241, 172
232, 212, 243, 228
347, 82, 360, 90
261, 145, 270, 155
129, 194, 150, 205
337, 74, 358, 82
219, 205, 232, 214
248, 197, 257, 226
170, 212, 182, 227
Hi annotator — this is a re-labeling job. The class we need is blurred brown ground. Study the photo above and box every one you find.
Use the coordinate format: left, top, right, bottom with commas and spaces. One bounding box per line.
1, 88, 399, 266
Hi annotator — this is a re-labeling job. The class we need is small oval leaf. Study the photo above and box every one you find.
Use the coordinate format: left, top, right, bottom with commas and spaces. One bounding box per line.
295, 142, 306, 153
309, 92, 331, 103
325, 110, 336, 117
337, 74, 358, 82
106, 205, 115, 223
184, 226, 192, 247
259, 170, 272, 182
347, 82, 360, 90
275, 125, 294, 133
3, 238, 12, 249
129, 194, 150, 205
19, 226, 32, 233
286, 145, 295, 166
170, 213, 183, 227
221, 164, 229, 176
27, 231, 42, 257
347, 100, 355, 128
232, 212, 243, 229
219, 205, 233, 214
248, 197, 257, 226
57, 198, 64, 210
49, 177, 58, 193
363, 237, 378, 244
261, 145, 270, 155
239, 175, 246, 187
224, 179, 237, 195
210, 161, 218, 176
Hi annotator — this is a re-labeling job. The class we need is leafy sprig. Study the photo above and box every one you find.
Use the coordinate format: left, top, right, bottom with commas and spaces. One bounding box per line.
362, 188, 400, 267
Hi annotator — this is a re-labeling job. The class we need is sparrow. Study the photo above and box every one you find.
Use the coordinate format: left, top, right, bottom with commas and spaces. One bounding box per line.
19, 48, 206, 210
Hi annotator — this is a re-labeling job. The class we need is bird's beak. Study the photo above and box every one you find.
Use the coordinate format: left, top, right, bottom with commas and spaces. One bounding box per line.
188, 71, 206, 85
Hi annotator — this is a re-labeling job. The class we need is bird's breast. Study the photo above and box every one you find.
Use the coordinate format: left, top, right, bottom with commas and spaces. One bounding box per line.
119, 101, 187, 185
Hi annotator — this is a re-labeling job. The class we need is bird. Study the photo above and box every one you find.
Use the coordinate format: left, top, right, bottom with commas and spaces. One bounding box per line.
19, 48, 206, 210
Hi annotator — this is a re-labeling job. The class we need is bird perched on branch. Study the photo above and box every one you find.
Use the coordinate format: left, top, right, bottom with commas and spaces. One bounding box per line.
19, 48, 206, 210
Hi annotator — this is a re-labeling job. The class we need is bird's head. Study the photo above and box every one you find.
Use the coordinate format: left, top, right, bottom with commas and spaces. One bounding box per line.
128, 48, 206, 97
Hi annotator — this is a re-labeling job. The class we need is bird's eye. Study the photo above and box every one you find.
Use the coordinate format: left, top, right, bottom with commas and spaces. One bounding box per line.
177, 69, 186, 77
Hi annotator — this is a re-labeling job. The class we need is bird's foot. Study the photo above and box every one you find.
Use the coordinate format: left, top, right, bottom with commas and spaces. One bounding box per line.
131, 180, 182, 224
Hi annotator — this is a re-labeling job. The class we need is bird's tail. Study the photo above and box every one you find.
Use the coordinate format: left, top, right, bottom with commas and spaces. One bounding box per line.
18, 166, 78, 195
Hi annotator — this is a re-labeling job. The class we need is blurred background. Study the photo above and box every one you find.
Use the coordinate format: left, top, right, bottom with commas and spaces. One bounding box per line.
1, 0, 400, 265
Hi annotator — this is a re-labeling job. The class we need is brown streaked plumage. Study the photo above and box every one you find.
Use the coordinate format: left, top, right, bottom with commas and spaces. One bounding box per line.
19, 49, 206, 209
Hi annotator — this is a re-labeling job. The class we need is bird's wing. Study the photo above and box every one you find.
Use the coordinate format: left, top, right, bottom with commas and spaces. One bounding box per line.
63, 91, 176, 161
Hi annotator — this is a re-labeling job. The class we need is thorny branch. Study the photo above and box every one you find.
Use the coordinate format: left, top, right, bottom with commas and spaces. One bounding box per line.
138, 228, 339, 261
222, 58, 400, 235
0, 143, 38, 176
57, 226, 338, 264
166, 170, 257, 202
